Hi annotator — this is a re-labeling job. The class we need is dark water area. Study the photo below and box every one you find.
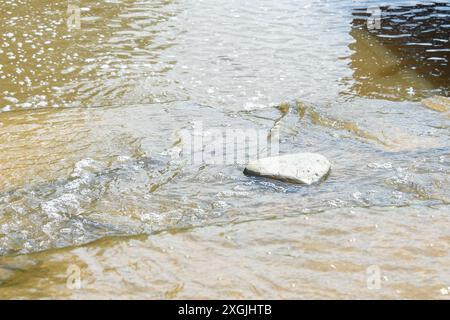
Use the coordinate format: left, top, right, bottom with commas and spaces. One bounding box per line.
350, 2, 450, 100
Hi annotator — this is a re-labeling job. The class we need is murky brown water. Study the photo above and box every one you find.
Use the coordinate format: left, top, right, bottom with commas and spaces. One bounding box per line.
0, 0, 449, 299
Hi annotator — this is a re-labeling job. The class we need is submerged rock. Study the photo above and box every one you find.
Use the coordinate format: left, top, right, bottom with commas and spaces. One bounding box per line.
421, 96, 450, 113
244, 153, 331, 185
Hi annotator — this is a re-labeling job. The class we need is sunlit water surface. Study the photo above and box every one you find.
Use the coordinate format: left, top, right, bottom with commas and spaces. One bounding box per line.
0, 0, 449, 299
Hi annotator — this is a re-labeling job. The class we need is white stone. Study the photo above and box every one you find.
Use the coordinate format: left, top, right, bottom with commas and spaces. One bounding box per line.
244, 153, 331, 185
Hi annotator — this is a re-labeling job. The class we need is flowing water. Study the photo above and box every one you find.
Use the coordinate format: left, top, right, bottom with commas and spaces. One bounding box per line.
0, 0, 450, 299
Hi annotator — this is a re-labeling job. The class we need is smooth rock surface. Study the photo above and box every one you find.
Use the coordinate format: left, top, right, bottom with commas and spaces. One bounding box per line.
244, 153, 331, 185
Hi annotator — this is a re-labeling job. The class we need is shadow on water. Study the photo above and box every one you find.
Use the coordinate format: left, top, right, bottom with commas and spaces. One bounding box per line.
348, 2, 450, 100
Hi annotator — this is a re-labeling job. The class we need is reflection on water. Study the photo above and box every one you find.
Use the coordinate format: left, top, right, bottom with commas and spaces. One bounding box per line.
0, 0, 449, 299
349, 2, 450, 100
0, 0, 183, 112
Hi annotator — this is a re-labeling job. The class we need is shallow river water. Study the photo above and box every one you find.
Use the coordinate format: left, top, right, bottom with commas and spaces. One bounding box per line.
0, 0, 449, 299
